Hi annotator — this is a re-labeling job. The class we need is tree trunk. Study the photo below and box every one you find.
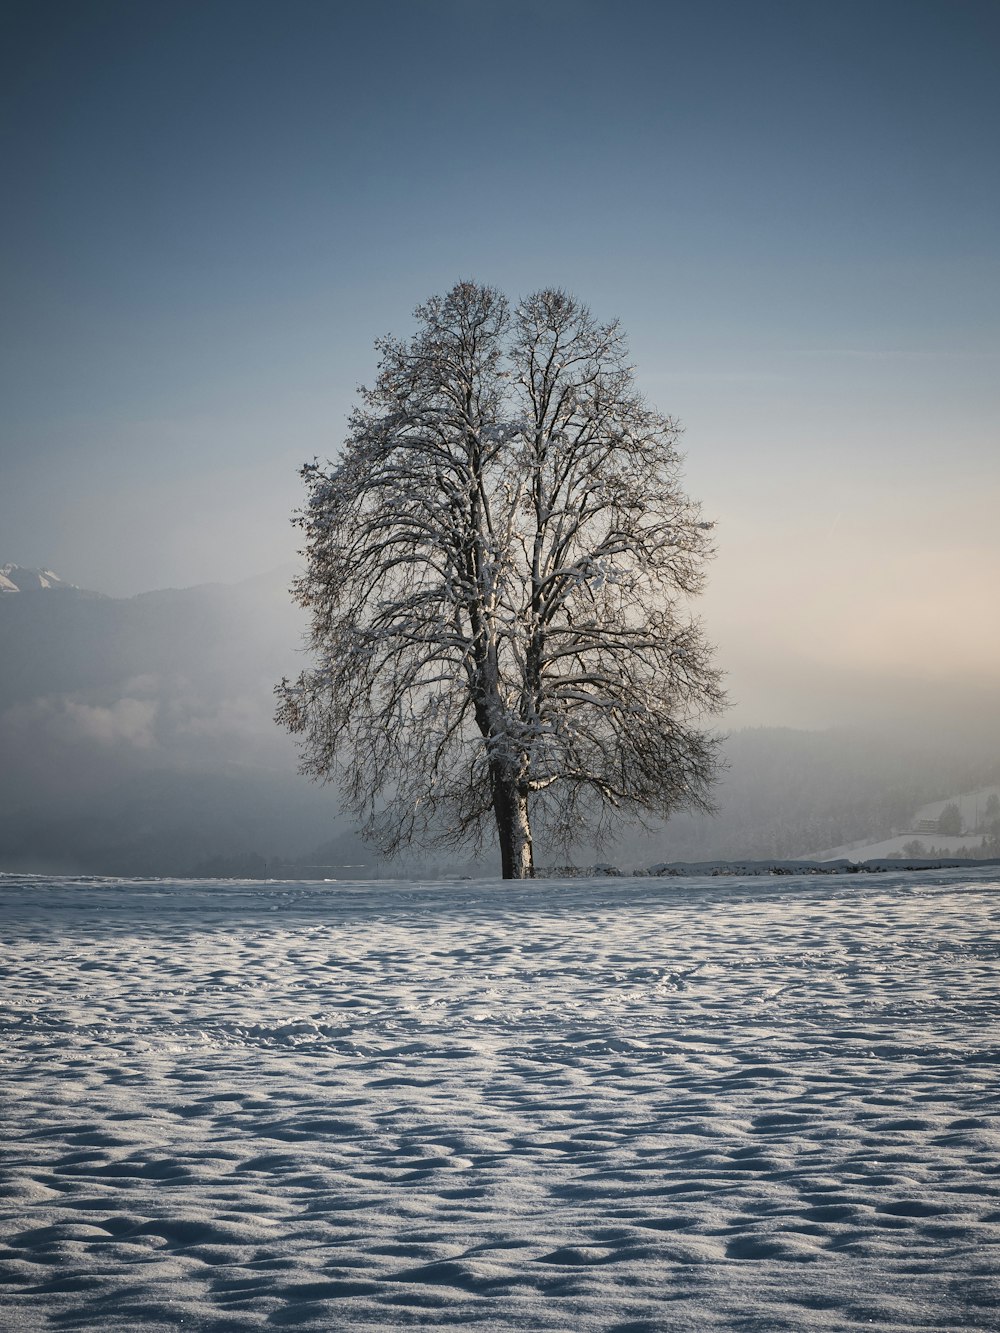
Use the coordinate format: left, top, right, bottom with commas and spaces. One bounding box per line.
492, 774, 534, 879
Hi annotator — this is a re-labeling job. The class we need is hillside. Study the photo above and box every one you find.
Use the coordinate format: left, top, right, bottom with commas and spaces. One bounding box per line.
800, 785, 1000, 862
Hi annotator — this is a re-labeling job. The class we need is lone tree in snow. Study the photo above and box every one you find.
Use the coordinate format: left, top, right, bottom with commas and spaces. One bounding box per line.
276, 282, 725, 878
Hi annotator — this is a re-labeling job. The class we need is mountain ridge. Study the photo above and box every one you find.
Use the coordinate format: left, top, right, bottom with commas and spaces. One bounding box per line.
0, 564, 93, 595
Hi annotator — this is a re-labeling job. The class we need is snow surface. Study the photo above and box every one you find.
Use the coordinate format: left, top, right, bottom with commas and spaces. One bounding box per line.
2, 869, 999, 1330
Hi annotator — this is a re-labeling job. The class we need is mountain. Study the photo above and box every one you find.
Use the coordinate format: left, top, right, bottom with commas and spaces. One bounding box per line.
0, 563, 94, 594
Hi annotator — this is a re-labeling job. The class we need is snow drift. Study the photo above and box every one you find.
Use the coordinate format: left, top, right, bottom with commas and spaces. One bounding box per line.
1, 869, 998, 1329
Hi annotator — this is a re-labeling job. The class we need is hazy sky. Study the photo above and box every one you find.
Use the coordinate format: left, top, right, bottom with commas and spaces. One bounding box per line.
2, 0, 997, 724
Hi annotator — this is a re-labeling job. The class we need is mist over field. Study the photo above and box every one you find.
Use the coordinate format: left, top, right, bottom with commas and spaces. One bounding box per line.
1, 566, 997, 877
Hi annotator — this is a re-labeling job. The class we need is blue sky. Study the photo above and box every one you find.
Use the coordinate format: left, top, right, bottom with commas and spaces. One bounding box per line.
1, 0, 997, 722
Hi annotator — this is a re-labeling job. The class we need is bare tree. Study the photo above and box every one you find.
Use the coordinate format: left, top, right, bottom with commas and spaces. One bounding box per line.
276, 282, 725, 878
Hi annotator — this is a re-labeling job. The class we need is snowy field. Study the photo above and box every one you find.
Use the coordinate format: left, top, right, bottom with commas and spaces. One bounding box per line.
1, 869, 999, 1331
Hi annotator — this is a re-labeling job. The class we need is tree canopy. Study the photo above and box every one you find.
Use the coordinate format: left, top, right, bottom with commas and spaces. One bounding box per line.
276, 282, 725, 877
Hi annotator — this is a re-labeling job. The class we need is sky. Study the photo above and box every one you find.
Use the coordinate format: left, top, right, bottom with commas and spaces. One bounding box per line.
1, 0, 998, 726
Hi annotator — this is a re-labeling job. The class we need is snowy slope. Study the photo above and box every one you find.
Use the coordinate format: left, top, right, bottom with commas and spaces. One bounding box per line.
803, 832, 985, 860
2, 869, 999, 1329
803, 785, 1000, 861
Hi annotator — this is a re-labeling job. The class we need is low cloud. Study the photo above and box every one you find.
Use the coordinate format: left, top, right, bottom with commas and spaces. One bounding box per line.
62, 697, 158, 748
3, 695, 159, 750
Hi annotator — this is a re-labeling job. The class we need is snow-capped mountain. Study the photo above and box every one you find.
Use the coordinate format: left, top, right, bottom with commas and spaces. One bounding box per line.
0, 564, 77, 593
